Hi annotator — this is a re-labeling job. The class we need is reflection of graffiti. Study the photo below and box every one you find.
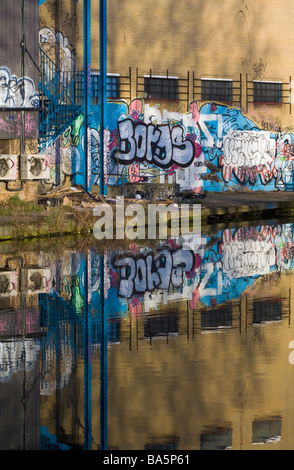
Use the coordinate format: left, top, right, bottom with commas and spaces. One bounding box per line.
116, 249, 195, 297
199, 223, 294, 307
0, 66, 39, 108
0, 339, 40, 382
220, 227, 276, 278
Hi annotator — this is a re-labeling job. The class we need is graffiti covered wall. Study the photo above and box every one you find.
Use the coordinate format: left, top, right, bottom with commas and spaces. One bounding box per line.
0, 0, 39, 139
42, 97, 294, 193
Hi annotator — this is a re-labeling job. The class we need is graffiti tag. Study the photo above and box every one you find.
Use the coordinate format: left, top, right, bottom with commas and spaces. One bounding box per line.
116, 249, 195, 297
117, 118, 195, 168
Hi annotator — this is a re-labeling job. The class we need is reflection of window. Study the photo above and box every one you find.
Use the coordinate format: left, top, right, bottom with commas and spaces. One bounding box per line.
144, 76, 178, 100
253, 300, 281, 324
92, 319, 120, 344
201, 79, 232, 102
253, 81, 282, 104
144, 313, 178, 338
200, 428, 231, 450
107, 320, 120, 343
252, 419, 281, 445
145, 443, 178, 450
201, 306, 231, 330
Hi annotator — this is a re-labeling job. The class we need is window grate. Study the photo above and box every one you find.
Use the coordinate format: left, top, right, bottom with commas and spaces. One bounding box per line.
144, 77, 178, 100
201, 79, 232, 102
253, 81, 282, 103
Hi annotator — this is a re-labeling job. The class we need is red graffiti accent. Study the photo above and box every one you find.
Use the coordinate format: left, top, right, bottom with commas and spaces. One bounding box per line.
189, 100, 200, 124
128, 98, 143, 117
282, 142, 294, 160
189, 288, 200, 310
128, 296, 143, 317
219, 152, 277, 185
187, 132, 202, 159
128, 162, 144, 183
129, 243, 140, 254
218, 226, 278, 255
211, 104, 217, 113
109, 129, 118, 151
167, 163, 178, 175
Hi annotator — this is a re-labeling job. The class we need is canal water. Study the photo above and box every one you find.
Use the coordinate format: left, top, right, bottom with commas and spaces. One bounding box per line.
1, 219, 294, 451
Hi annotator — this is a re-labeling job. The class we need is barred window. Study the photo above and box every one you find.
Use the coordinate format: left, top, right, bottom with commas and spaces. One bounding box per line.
201, 79, 232, 102
90, 73, 120, 104
144, 313, 178, 338
252, 419, 281, 445
253, 81, 282, 103
107, 75, 120, 98
253, 300, 281, 324
201, 305, 232, 330
200, 428, 232, 450
144, 76, 178, 100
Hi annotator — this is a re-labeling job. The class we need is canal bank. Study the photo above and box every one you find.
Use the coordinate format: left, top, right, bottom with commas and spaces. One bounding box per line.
200, 191, 294, 224
0, 190, 294, 241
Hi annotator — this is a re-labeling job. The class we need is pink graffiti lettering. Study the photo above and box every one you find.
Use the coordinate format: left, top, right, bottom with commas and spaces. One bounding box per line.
0, 118, 14, 133
14, 114, 38, 139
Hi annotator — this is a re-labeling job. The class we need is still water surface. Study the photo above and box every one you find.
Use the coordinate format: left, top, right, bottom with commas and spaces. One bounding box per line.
1, 220, 294, 450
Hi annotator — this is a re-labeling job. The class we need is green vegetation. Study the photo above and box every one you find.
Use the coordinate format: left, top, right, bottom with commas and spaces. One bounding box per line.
0, 195, 45, 216
0, 195, 94, 241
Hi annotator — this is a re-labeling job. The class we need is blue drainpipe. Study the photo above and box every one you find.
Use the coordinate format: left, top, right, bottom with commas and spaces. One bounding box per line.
100, 0, 107, 196
84, 0, 92, 192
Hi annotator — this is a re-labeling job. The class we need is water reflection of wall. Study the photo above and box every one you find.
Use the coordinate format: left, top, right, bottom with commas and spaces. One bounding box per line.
1, 223, 294, 449
39, 265, 294, 450
1, 223, 294, 377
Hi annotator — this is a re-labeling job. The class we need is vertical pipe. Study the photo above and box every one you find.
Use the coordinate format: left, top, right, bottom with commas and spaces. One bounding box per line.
290, 76, 292, 115
100, 253, 108, 449
83, 0, 91, 191
84, 251, 92, 449
20, 0, 25, 156
100, 0, 107, 195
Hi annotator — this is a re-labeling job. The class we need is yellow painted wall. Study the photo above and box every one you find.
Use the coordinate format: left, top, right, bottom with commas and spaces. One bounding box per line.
40, 268, 294, 450
40, 0, 294, 129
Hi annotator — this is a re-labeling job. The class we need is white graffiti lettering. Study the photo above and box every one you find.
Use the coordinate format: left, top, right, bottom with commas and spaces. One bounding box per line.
221, 130, 276, 184
116, 249, 195, 297
117, 118, 195, 168
0, 66, 39, 109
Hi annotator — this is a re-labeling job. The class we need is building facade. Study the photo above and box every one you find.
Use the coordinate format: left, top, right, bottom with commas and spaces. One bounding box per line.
38, 0, 294, 194
1, 0, 294, 199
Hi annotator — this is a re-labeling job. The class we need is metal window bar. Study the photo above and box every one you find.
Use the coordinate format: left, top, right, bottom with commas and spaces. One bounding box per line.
78, 69, 131, 103
193, 73, 241, 106
136, 69, 189, 108
117, 67, 132, 101
246, 294, 290, 325
200, 305, 232, 330
201, 80, 232, 102
247, 76, 291, 106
